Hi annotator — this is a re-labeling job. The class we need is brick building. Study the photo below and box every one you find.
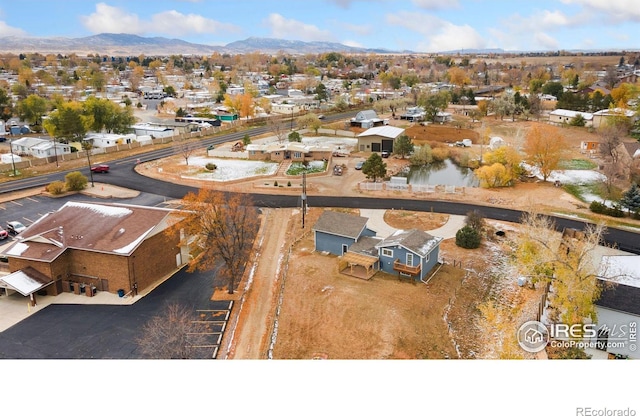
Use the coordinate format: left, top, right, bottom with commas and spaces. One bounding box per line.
0, 201, 188, 301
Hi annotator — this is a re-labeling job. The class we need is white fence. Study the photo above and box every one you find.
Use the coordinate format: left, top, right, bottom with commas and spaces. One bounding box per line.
359, 182, 384, 191
359, 181, 465, 194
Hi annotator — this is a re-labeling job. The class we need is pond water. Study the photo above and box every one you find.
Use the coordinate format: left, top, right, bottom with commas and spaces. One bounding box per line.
398, 158, 479, 187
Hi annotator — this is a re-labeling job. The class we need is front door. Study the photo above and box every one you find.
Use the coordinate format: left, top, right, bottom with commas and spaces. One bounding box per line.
406, 252, 414, 266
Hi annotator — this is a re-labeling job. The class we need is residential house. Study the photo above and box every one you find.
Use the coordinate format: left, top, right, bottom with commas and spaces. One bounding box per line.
10, 136, 71, 159
312, 211, 442, 281
246, 142, 332, 162
0, 201, 188, 301
549, 109, 593, 126
130, 123, 175, 138
356, 125, 405, 153
400, 106, 426, 122
375, 229, 442, 281
84, 132, 137, 148
585, 255, 640, 359
313, 210, 376, 256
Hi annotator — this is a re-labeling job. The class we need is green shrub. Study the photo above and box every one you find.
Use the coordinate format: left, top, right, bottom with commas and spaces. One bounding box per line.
64, 171, 88, 191
455, 225, 481, 249
589, 200, 624, 217
274, 181, 278, 186
288, 131, 301, 142
205, 163, 217, 171
46, 181, 66, 195
287, 181, 292, 187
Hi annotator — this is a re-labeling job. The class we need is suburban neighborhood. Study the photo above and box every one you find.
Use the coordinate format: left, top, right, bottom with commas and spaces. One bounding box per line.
0, 19, 639, 374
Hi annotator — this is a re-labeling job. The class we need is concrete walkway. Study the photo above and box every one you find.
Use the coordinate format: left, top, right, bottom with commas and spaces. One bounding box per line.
359, 209, 465, 240
427, 214, 466, 239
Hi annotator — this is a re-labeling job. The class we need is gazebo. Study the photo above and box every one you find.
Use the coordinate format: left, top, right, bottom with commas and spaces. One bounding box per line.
339, 252, 379, 280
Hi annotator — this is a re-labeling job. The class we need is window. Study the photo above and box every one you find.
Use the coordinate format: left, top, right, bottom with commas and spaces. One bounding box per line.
381, 248, 393, 257
294, 152, 302, 158
406, 253, 414, 266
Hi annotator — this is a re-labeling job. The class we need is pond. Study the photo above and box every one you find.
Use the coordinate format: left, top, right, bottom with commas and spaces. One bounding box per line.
398, 158, 479, 187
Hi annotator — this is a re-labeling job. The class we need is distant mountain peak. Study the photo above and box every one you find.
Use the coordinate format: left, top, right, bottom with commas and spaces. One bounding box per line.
0, 33, 396, 55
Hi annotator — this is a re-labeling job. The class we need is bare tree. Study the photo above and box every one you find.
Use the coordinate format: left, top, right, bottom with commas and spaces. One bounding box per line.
174, 137, 197, 166
168, 189, 260, 294
267, 114, 287, 143
136, 303, 207, 359
598, 123, 625, 165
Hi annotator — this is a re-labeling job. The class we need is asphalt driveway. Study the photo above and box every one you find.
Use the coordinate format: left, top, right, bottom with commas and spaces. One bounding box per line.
0, 265, 231, 359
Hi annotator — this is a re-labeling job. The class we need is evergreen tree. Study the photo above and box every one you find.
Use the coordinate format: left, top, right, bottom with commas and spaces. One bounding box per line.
620, 183, 640, 214
393, 134, 414, 159
361, 152, 387, 182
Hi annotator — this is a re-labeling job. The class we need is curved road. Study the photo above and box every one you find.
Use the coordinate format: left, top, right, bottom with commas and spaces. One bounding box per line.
1, 110, 638, 254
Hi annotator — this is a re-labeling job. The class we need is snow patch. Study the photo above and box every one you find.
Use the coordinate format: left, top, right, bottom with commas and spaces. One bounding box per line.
65, 201, 132, 218
182, 156, 279, 181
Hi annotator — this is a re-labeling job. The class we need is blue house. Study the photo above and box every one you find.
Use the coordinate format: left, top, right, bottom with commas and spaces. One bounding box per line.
313, 211, 376, 256
375, 229, 442, 281
313, 211, 442, 281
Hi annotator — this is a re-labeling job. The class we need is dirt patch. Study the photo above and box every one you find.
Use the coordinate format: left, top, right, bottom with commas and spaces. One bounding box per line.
272, 229, 468, 359
406, 124, 480, 145
384, 209, 449, 230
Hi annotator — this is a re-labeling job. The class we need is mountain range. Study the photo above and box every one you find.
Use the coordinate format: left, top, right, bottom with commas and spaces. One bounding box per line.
0, 33, 401, 55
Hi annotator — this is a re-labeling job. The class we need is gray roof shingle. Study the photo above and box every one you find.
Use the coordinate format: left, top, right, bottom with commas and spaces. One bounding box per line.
312, 210, 369, 240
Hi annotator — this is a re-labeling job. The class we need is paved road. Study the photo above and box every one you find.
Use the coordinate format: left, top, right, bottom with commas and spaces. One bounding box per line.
0, 111, 638, 358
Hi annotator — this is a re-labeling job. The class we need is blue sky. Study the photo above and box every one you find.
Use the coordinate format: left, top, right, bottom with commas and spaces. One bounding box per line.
0, 0, 638, 52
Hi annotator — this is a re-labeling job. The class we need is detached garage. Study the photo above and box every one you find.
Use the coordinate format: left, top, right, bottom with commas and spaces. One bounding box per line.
357, 126, 405, 153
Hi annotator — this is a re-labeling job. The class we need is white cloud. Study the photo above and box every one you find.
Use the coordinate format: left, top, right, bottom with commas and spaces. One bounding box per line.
411, 0, 460, 9
80, 3, 143, 35
561, 0, 640, 22
264, 13, 334, 42
422, 23, 486, 52
533, 32, 560, 50
0, 20, 27, 37
80, 3, 240, 38
386, 11, 485, 52
149, 10, 239, 36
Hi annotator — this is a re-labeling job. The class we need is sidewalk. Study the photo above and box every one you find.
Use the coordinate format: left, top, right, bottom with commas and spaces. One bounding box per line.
0, 289, 139, 332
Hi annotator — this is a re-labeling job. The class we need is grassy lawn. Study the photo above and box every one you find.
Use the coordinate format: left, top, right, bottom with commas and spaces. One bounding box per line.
558, 158, 598, 170
286, 160, 327, 175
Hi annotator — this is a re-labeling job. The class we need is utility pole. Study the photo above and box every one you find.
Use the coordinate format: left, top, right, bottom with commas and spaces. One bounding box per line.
301, 171, 307, 228
9, 138, 17, 176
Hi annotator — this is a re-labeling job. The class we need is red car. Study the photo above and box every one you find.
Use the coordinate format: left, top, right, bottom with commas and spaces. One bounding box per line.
90, 164, 110, 173
0, 227, 8, 240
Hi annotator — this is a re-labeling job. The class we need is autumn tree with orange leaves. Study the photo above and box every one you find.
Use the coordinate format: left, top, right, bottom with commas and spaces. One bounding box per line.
169, 189, 260, 294
523, 125, 567, 182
